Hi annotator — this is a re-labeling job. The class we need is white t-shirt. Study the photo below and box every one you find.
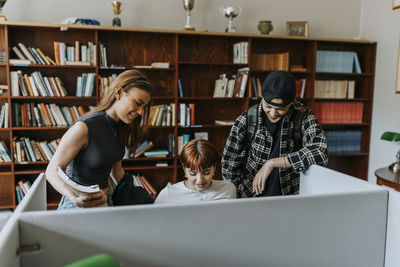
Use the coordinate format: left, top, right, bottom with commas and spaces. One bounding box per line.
155, 180, 236, 204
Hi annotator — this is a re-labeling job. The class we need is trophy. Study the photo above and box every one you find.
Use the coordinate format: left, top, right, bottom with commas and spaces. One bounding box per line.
0, 0, 7, 21
183, 0, 195, 31
112, 1, 124, 27
220, 6, 243, 33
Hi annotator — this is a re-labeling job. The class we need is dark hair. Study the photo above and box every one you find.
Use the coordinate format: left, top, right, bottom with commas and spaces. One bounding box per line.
91, 69, 155, 151
180, 139, 219, 171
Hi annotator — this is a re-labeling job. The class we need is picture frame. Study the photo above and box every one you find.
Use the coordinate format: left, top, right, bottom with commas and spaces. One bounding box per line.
286, 21, 309, 37
393, 0, 400, 10
396, 38, 400, 93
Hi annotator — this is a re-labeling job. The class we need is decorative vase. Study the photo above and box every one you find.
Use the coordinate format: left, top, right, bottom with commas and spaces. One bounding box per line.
258, 20, 273, 35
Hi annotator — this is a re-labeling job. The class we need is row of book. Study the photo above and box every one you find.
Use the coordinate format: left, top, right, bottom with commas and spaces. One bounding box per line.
11, 43, 55, 65
13, 102, 92, 127
0, 102, 9, 128
250, 52, 289, 71
76, 73, 96, 97
0, 141, 11, 163
130, 134, 175, 159
313, 102, 363, 123
0, 51, 6, 63
179, 103, 195, 127
99, 74, 118, 97
212, 67, 250, 98
15, 180, 32, 204
13, 137, 60, 163
149, 104, 176, 126
177, 132, 209, 155
233, 42, 248, 64
326, 130, 362, 153
316, 50, 362, 73
54, 41, 96, 66
10, 70, 68, 97
314, 80, 355, 99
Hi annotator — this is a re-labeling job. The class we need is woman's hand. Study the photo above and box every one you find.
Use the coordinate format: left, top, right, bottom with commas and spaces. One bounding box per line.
252, 160, 274, 195
72, 190, 107, 208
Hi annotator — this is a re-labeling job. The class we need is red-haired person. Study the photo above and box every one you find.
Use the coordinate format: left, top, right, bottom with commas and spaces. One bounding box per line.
155, 139, 236, 204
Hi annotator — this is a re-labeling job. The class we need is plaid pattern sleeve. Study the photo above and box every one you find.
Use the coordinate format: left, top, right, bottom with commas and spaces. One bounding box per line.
287, 110, 328, 173
222, 112, 247, 188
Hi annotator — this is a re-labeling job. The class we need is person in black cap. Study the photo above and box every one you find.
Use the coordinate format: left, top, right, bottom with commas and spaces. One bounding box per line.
222, 71, 328, 198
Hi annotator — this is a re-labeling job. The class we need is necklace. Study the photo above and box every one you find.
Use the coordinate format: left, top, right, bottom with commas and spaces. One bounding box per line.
105, 113, 118, 136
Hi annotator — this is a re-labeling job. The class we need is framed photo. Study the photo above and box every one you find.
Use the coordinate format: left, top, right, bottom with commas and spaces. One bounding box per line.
393, 0, 400, 10
286, 21, 309, 37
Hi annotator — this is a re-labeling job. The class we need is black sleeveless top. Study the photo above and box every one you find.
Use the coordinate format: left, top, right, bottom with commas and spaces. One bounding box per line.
66, 111, 125, 188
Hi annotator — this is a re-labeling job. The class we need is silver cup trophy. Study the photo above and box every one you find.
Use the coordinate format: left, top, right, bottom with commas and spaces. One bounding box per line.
183, 0, 195, 31
220, 6, 243, 33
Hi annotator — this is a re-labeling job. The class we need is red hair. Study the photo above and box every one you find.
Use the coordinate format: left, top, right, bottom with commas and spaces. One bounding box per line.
180, 139, 219, 171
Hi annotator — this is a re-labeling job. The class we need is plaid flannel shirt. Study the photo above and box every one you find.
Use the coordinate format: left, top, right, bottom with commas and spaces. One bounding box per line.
222, 103, 328, 198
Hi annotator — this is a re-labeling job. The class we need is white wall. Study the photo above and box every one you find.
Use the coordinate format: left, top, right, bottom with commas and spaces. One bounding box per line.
3, 0, 361, 38
360, 1, 400, 183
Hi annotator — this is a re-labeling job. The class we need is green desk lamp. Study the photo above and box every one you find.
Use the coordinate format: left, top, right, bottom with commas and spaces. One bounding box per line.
381, 131, 400, 173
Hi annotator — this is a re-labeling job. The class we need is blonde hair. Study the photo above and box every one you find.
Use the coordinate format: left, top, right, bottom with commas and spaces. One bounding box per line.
92, 69, 155, 151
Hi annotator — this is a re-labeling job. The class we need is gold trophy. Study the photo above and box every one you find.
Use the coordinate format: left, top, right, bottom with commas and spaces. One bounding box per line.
112, 1, 123, 27
183, 0, 195, 31
0, 0, 7, 21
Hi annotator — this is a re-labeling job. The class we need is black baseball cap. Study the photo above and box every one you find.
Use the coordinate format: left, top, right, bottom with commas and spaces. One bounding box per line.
261, 71, 296, 107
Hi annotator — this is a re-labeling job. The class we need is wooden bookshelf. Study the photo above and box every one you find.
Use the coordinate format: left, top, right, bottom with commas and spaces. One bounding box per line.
0, 22, 376, 209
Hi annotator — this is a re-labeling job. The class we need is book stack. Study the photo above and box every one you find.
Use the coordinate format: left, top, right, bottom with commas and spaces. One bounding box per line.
10, 71, 68, 97
144, 149, 169, 158
75, 73, 96, 97
314, 80, 355, 99
179, 103, 195, 127
13, 137, 60, 163
149, 103, 176, 126
233, 42, 248, 64
13, 102, 93, 127
11, 43, 55, 65
15, 180, 32, 204
325, 130, 362, 153
54, 41, 96, 66
0, 141, 11, 163
0, 102, 9, 128
133, 140, 154, 158
99, 74, 117, 97
313, 102, 363, 123
316, 51, 362, 73
0, 51, 6, 63
250, 52, 289, 71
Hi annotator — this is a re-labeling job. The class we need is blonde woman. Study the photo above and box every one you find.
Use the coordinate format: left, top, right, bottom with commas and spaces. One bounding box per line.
46, 69, 155, 209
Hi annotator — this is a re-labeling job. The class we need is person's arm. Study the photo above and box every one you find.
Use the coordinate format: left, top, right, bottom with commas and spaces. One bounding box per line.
45, 121, 106, 208
221, 113, 247, 188
287, 110, 328, 172
252, 156, 289, 195
154, 187, 168, 204
110, 160, 125, 184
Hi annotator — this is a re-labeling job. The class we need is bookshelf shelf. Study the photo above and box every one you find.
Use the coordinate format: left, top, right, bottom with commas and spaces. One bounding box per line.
0, 22, 376, 209
179, 61, 248, 67
9, 64, 97, 69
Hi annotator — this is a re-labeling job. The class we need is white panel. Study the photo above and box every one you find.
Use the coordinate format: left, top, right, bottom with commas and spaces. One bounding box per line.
19, 190, 387, 267
0, 217, 20, 267
300, 165, 383, 195
385, 190, 400, 267
14, 173, 47, 213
